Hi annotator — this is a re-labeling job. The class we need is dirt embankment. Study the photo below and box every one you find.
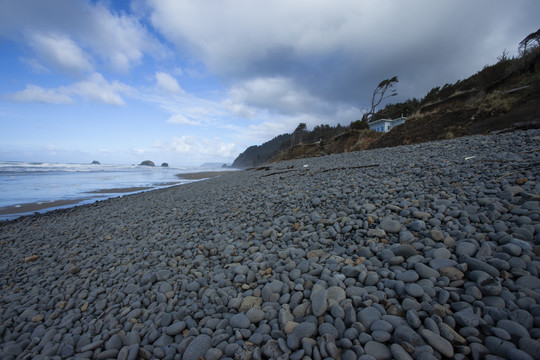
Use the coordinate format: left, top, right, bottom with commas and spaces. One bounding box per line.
368, 79, 540, 150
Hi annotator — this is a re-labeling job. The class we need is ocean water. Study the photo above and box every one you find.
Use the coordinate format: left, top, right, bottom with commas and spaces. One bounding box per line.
0, 161, 228, 220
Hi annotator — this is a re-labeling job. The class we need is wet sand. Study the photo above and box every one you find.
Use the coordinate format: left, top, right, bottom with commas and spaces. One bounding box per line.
0, 199, 89, 215
1, 187, 164, 217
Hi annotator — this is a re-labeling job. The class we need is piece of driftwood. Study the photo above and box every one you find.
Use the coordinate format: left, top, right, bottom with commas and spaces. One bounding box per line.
261, 163, 380, 178
261, 169, 297, 177
316, 164, 380, 173
513, 120, 540, 130
493, 171, 519, 182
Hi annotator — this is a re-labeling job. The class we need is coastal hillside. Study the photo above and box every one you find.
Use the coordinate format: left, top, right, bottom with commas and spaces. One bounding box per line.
232, 32, 540, 168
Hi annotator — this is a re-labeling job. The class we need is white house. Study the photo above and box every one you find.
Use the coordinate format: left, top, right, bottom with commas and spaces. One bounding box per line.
369, 116, 407, 133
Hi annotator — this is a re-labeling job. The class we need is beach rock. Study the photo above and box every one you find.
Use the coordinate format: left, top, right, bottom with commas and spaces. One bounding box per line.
365, 341, 392, 360
405, 283, 424, 297
24, 255, 39, 263
166, 322, 186, 335
183, 334, 211, 360
358, 307, 382, 329
380, 219, 401, 233
246, 307, 265, 324
161, 163, 169, 167
391, 343, 414, 360
310, 285, 328, 316
293, 322, 317, 339
515, 275, 540, 290
240, 296, 262, 311
393, 244, 417, 258
230, 313, 250, 329
439, 266, 464, 280
454, 307, 479, 327
420, 328, 454, 357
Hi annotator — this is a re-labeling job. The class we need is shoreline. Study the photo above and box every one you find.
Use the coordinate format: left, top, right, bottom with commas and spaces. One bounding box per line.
0, 171, 236, 220
0, 184, 181, 220
0, 198, 90, 216
0, 130, 539, 359
85, 186, 154, 194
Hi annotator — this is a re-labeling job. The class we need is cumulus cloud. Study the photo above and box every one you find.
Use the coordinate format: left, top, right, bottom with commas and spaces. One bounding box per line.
166, 113, 200, 125
149, 0, 540, 112
7, 85, 73, 104
71, 73, 133, 106
155, 71, 184, 93
28, 32, 93, 75
7, 73, 133, 106
226, 77, 335, 116
0, 0, 167, 72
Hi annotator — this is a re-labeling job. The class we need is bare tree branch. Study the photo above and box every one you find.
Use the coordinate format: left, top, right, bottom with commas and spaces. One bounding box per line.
363, 76, 399, 122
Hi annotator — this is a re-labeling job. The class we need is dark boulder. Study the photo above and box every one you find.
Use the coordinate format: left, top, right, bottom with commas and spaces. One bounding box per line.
161, 163, 169, 167
140, 160, 155, 167
91, 160, 100, 165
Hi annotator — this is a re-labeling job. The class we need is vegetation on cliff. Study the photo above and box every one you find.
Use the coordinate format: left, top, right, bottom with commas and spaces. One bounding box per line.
232, 29, 540, 168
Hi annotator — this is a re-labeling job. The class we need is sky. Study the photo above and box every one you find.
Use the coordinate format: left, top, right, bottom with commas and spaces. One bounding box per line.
0, 0, 538, 166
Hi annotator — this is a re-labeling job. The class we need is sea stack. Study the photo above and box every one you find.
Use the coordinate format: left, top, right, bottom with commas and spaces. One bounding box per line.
139, 160, 155, 166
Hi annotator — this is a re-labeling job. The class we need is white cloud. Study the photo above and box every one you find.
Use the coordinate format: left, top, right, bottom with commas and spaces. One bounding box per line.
226, 77, 328, 116
155, 136, 237, 158
155, 71, 184, 93
223, 99, 256, 119
166, 113, 200, 125
7, 85, 73, 104
0, 0, 167, 72
148, 0, 540, 111
140, 90, 231, 129
6, 73, 134, 106
71, 73, 132, 106
28, 32, 93, 75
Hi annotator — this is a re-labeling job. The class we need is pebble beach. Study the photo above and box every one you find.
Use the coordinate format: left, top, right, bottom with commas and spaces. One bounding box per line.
1, 129, 539, 360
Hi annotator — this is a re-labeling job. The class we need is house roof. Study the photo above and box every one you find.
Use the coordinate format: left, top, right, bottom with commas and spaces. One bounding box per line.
368, 116, 407, 125
368, 118, 392, 125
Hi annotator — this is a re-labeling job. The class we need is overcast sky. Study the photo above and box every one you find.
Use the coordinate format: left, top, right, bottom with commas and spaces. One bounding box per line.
0, 0, 538, 166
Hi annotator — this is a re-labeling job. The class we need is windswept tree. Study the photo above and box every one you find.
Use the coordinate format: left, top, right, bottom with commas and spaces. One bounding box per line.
519, 28, 540, 56
291, 123, 307, 146
363, 76, 399, 122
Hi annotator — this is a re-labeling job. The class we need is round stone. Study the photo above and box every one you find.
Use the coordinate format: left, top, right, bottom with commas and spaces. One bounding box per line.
183, 335, 211, 360
365, 341, 392, 360
293, 322, 317, 339
230, 313, 250, 329
405, 283, 424, 298
380, 219, 402, 233
397, 270, 419, 283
